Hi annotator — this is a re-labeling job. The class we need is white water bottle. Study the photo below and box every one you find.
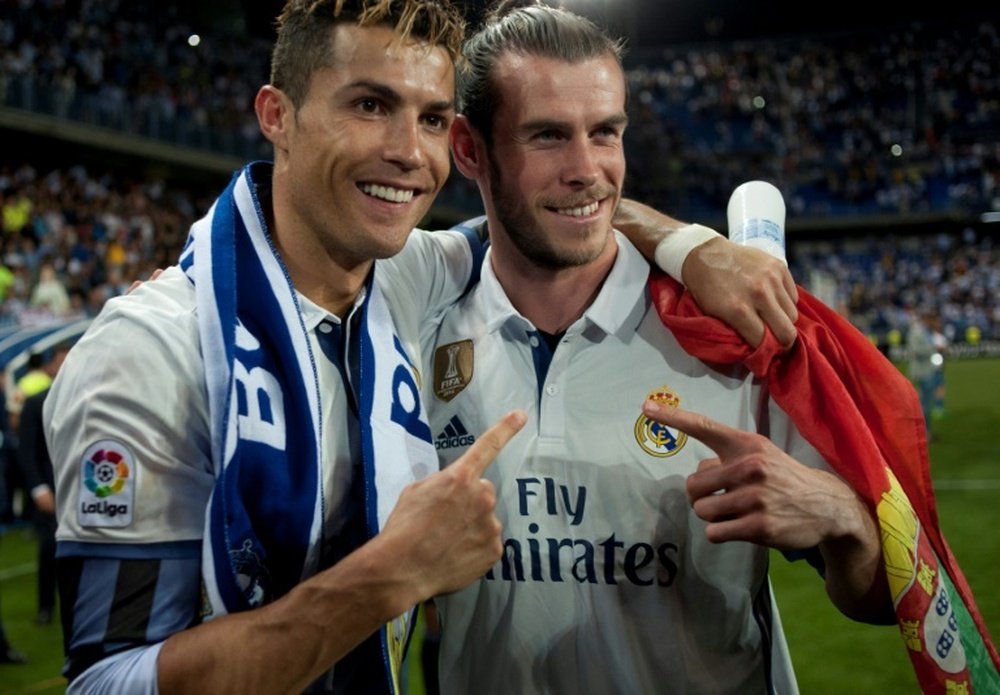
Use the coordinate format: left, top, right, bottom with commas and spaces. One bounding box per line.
727, 181, 787, 264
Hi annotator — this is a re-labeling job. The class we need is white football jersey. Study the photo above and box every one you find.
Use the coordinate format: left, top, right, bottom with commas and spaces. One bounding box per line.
47, 227, 475, 549
423, 233, 826, 694
43, 227, 476, 691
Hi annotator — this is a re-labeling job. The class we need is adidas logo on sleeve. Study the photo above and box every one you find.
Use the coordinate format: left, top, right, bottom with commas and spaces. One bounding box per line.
435, 415, 476, 450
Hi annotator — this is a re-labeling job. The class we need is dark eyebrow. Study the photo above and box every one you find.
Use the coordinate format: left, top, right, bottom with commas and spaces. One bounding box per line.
346, 81, 401, 107
597, 113, 629, 130
519, 112, 629, 135
518, 119, 568, 134
425, 98, 456, 114
345, 80, 454, 113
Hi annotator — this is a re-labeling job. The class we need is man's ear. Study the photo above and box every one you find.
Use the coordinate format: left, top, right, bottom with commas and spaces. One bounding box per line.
255, 85, 291, 151
450, 115, 486, 181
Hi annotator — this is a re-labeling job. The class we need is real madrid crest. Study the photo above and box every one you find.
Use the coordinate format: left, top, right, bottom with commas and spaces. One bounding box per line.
634, 386, 687, 457
433, 339, 473, 402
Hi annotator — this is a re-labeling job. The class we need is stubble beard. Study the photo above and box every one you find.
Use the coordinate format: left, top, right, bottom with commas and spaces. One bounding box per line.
488, 155, 612, 271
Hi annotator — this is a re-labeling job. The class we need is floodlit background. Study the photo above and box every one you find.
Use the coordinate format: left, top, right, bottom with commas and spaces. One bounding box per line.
1, 1, 997, 692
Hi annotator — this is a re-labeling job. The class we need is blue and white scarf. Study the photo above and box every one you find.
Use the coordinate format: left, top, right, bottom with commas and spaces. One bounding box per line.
180, 162, 437, 691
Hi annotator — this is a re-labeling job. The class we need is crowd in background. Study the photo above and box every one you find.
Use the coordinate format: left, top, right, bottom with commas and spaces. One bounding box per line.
789, 230, 1000, 346
1, 1, 998, 222
0, 161, 206, 328
1, 2, 999, 342
0, 0, 271, 161
624, 19, 1000, 220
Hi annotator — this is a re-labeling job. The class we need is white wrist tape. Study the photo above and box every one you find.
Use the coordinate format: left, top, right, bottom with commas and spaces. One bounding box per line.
652, 223, 721, 282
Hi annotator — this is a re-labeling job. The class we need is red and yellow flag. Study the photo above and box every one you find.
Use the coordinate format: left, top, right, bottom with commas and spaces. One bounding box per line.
650, 273, 999, 694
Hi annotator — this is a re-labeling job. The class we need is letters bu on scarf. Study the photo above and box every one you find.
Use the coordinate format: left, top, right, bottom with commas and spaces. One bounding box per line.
650, 273, 999, 694
179, 163, 437, 692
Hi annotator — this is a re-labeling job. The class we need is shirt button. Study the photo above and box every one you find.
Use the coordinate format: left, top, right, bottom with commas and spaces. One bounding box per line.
529, 335, 540, 348
545, 384, 558, 396
318, 322, 334, 334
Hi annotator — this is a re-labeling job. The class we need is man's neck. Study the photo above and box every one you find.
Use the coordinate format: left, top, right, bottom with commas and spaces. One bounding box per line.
266, 180, 371, 319
282, 247, 371, 319
269, 239, 371, 319
490, 240, 618, 335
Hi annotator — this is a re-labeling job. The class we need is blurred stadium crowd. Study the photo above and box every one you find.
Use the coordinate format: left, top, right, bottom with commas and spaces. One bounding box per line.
0, 0, 998, 347
625, 19, 999, 221
0, 160, 206, 327
791, 231, 999, 348
0, 0, 270, 161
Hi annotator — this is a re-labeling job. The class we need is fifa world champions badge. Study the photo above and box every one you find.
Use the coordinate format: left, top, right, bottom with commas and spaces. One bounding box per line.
78, 439, 136, 527
634, 386, 687, 457
433, 339, 473, 402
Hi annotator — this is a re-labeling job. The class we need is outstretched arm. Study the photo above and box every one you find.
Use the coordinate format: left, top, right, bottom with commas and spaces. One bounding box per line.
614, 199, 799, 347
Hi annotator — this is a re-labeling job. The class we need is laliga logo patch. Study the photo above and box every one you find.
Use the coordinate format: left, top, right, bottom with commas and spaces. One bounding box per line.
433, 339, 473, 402
634, 386, 687, 457
78, 440, 135, 527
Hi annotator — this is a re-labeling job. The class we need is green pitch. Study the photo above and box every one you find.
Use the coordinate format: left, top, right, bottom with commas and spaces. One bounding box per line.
770, 356, 1000, 692
0, 525, 64, 694
2, 359, 998, 693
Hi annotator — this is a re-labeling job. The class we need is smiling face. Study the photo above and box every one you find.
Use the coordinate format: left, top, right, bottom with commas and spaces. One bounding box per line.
264, 23, 455, 272
481, 51, 627, 270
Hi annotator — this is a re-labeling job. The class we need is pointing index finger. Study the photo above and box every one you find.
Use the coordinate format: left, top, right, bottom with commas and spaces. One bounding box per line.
451, 409, 527, 479
642, 400, 743, 459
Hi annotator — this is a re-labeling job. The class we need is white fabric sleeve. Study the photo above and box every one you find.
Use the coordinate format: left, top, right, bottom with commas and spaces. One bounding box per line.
68, 643, 163, 695
767, 396, 832, 474
653, 223, 722, 283
379, 228, 479, 322
46, 268, 214, 546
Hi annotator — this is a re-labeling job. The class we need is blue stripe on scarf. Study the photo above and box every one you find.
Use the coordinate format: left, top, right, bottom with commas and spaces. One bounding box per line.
216, 215, 319, 606
194, 164, 321, 612
192, 164, 436, 692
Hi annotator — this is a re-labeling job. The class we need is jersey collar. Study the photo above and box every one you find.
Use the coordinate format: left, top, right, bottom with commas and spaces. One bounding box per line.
478, 230, 650, 340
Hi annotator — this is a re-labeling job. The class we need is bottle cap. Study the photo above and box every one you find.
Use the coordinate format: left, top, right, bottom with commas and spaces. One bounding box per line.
727, 181, 786, 264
